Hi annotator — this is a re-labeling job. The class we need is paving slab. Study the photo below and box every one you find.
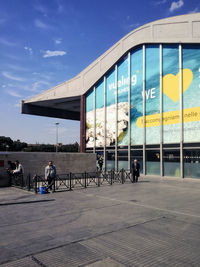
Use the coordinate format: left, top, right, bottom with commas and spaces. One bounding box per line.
0, 176, 200, 266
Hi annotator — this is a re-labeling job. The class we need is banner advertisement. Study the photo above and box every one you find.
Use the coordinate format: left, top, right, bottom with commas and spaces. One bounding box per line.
183, 44, 200, 143
162, 45, 180, 143
117, 56, 129, 146
86, 90, 94, 148
86, 44, 200, 149
95, 80, 104, 147
130, 46, 143, 145
145, 45, 160, 144
106, 68, 116, 146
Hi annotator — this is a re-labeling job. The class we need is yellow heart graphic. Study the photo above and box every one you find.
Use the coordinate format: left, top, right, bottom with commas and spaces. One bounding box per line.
162, 69, 193, 102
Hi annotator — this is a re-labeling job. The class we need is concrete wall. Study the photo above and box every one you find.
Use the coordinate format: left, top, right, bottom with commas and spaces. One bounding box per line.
0, 152, 96, 186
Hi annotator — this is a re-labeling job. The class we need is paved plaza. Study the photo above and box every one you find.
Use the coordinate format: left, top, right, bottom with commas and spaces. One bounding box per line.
1, 176, 200, 266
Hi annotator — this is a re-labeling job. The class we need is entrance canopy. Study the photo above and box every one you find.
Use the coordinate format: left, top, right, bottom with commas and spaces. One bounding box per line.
22, 96, 80, 121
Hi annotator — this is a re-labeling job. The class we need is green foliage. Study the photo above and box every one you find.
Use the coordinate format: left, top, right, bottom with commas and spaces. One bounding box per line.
0, 136, 79, 152
0, 136, 27, 151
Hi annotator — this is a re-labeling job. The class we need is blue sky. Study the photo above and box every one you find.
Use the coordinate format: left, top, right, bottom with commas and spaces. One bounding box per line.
0, 0, 199, 145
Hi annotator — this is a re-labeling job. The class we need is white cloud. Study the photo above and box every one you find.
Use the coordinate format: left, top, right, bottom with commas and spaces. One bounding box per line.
2, 71, 25, 82
24, 46, 33, 55
6, 64, 28, 72
43, 50, 66, 58
7, 90, 22, 98
31, 81, 50, 92
34, 19, 51, 29
169, 0, 184, 12
0, 38, 16, 47
55, 38, 62, 44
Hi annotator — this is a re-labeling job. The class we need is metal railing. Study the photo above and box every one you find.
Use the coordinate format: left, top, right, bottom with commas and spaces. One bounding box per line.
10, 169, 136, 193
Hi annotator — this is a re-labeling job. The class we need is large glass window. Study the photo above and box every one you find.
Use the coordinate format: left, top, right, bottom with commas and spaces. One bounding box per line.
130, 46, 143, 145
131, 150, 143, 174
117, 56, 129, 146
146, 150, 160, 175
106, 151, 115, 171
182, 45, 200, 143
163, 149, 180, 177
95, 80, 104, 147
106, 69, 116, 147
184, 149, 200, 178
162, 45, 180, 144
117, 150, 128, 170
86, 90, 94, 148
145, 45, 160, 144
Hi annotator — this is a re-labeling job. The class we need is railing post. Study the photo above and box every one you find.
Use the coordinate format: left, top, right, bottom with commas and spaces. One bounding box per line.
34, 175, 38, 194
53, 176, 56, 193
98, 171, 100, 187
111, 170, 115, 184
84, 172, 87, 188
111, 170, 113, 185
21, 174, 24, 188
27, 174, 31, 191
69, 172, 72, 191
121, 169, 124, 184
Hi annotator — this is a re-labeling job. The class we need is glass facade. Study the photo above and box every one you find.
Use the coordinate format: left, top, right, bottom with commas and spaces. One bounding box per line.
85, 44, 200, 178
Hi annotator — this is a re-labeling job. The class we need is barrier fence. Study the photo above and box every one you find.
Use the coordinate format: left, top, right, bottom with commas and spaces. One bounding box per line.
10, 169, 135, 193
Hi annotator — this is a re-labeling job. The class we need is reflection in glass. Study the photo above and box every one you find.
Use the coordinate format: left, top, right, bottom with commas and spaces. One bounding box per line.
106, 151, 115, 171
118, 150, 128, 170
146, 150, 160, 175
163, 149, 180, 177
184, 149, 200, 178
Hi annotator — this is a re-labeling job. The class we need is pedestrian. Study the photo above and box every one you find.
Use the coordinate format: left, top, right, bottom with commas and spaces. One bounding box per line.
12, 160, 24, 186
132, 159, 140, 183
98, 156, 103, 171
45, 161, 56, 192
12, 160, 24, 175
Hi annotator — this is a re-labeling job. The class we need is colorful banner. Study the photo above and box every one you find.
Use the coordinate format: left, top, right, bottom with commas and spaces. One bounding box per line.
145, 45, 160, 144
86, 90, 94, 148
117, 56, 128, 145
86, 44, 200, 148
106, 68, 116, 146
130, 46, 143, 145
183, 44, 200, 142
162, 45, 180, 143
95, 79, 104, 147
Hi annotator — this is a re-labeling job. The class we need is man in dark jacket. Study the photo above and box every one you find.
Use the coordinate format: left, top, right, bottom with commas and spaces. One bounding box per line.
132, 159, 140, 183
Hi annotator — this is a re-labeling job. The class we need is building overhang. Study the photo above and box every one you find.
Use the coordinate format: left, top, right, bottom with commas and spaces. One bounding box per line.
22, 96, 80, 121
22, 13, 200, 120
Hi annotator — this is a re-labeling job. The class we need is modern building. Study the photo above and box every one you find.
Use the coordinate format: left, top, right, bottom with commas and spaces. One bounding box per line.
22, 13, 200, 178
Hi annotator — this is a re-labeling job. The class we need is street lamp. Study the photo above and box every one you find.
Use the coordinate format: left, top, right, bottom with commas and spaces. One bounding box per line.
55, 122, 59, 153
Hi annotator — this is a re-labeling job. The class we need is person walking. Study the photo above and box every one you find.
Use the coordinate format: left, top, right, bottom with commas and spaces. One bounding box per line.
132, 159, 140, 183
12, 160, 24, 175
45, 161, 56, 192
12, 160, 24, 186
98, 156, 103, 171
